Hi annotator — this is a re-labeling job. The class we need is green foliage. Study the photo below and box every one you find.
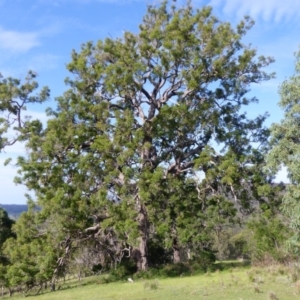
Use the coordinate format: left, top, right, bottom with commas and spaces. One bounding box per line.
2, 204, 60, 291
211, 228, 248, 260
0, 208, 14, 287
267, 49, 300, 250
159, 263, 191, 277
132, 268, 161, 280
189, 251, 216, 273
109, 260, 137, 281
0, 208, 14, 248
247, 211, 291, 262
147, 238, 172, 266
0, 71, 49, 150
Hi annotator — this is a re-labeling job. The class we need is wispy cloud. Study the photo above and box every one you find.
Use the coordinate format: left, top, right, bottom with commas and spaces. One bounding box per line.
0, 27, 40, 52
37, 0, 145, 5
26, 53, 61, 71
0, 53, 61, 78
208, 0, 300, 23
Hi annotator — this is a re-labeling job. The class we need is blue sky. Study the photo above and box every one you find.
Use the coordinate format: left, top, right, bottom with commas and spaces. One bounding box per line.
0, 0, 298, 204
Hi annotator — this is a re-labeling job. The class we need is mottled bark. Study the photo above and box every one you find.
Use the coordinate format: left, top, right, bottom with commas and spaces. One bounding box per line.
138, 236, 148, 271
137, 204, 149, 271
173, 238, 181, 263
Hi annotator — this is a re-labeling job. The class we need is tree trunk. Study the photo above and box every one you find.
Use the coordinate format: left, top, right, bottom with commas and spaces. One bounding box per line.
137, 236, 148, 271
187, 248, 191, 260
8, 288, 13, 297
135, 133, 153, 271
137, 205, 148, 271
173, 238, 181, 263
50, 282, 55, 292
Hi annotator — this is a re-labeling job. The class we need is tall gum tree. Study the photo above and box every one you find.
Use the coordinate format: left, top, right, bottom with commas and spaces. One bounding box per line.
16, 1, 274, 271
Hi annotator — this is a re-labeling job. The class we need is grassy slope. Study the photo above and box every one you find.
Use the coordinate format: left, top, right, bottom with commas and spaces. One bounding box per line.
7, 266, 300, 300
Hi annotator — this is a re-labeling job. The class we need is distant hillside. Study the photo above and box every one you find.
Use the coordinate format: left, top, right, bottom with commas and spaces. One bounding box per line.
0, 204, 28, 218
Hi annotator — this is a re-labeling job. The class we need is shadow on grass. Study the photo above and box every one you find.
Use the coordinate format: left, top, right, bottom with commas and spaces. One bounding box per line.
23, 276, 105, 298
215, 259, 251, 270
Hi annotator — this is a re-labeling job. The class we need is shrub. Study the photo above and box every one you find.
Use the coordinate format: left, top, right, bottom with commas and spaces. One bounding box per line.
190, 251, 216, 274
144, 279, 159, 290
109, 260, 137, 281
133, 268, 161, 280
159, 263, 191, 277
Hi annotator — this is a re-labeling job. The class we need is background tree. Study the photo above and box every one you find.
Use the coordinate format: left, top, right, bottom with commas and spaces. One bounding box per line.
15, 0, 274, 273
267, 49, 300, 250
2, 202, 60, 294
0, 208, 14, 250
0, 69, 49, 294
0, 71, 49, 151
0, 208, 14, 291
247, 208, 291, 263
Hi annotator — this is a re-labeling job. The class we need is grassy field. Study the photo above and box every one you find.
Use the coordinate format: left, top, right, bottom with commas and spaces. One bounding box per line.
6, 265, 300, 300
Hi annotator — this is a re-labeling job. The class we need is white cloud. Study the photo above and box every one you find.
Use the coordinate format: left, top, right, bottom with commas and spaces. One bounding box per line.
208, 0, 300, 23
0, 27, 40, 53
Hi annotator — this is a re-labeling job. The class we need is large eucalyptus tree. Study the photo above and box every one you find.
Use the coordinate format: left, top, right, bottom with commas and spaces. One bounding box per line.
15, 1, 274, 271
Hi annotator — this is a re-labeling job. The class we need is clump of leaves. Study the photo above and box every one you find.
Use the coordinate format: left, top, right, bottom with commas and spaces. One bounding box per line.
160, 263, 190, 277
253, 283, 261, 293
288, 265, 300, 282
290, 272, 299, 283
247, 268, 266, 283
255, 276, 264, 284
205, 270, 212, 277
268, 291, 279, 300
247, 273, 255, 282
97, 275, 116, 284
133, 268, 161, 280
289, 265, 300, 283
230, 273, 239, 285
294, 280, 300, 295
144, 279, 159, 290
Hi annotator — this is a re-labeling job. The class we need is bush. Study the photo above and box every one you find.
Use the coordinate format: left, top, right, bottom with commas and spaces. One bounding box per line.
247, 212, 291, 263
147, 240, 172, 267
109, 260, 137, 280
133, 268, 161, 280
190, 251, 216, 274
159, 263, 191, 277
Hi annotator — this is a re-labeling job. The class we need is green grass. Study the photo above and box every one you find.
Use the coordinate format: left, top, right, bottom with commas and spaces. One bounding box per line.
5, 265, 300, 299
